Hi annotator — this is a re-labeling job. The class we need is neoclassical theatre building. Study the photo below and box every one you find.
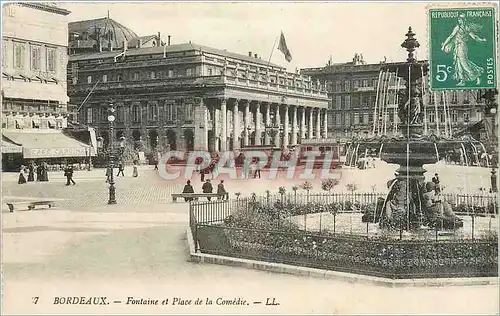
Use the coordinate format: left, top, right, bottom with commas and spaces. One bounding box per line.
67, 18, 329, 153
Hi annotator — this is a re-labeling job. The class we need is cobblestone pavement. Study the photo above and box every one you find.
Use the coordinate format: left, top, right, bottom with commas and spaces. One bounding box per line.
2, 203, 498, 315
2, 162, 494, 211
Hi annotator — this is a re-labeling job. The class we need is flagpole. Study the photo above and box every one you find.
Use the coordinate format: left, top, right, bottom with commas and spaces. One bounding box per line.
267, 35, 280, 67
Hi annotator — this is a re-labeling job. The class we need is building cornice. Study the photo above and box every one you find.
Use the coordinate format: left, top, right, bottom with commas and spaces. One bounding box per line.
16, 2, 71, 16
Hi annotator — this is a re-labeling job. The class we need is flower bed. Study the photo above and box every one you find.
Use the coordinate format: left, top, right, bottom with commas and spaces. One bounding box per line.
195, 202, 498, 279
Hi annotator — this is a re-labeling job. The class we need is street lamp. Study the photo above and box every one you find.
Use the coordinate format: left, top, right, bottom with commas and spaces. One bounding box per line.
107, 100, 117, 205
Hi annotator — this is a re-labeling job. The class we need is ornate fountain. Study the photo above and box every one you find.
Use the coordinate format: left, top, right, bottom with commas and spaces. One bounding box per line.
362, 27, 470, 230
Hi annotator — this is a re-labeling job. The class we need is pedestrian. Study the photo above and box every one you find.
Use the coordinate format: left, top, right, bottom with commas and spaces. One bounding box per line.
132, 160, 139, 177
202, 179, 213, 201
217, 180, 229, 200
253, 157, 261, 179
41, 161, 49, 181
182, 180, 195, 202
154, 158, 159, 171
36, 162, 41, 181
116, 162, 125, 176
27, 162, 35, 182
18, 165, 27, 184
64, 165, 76, 186
105, 166, 112, 183
200, 166, 206, 182
432, 173, 441, 193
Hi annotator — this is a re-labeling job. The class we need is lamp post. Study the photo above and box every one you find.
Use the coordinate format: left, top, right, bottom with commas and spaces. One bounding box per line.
107, 100, 117, 205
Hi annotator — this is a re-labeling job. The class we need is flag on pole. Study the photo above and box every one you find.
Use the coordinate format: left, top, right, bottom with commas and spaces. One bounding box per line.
277, 31, 292, 62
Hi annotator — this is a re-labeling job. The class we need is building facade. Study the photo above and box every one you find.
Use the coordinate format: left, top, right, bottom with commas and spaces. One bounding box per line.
67, 18, 330, 154
301, 54, 487, 142
1, 3, 94, 171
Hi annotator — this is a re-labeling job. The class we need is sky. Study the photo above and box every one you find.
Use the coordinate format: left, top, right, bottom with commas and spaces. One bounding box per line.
59, 1, 447, 71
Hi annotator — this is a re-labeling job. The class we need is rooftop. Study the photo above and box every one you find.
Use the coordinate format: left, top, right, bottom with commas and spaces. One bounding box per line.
70, 42, 285, 69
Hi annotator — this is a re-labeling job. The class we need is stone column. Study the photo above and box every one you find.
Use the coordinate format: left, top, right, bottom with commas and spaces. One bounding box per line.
283, 105, 289, 148
220, 98, 227, 151
194, 98, 209, 151
323, 109, 328, 138
300, 107, 306, 139
274, 104, 281, 147
308, 108, 314, 139
264, 103, 271, 145
291, 106, 298, 145
233, 99, 240, 150
243, 101, 250, 146
254, 101, 262, 145
316, 108, 321, 139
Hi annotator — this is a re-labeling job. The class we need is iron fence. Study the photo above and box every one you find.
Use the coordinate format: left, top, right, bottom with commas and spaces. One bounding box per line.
195, 224, 497, 279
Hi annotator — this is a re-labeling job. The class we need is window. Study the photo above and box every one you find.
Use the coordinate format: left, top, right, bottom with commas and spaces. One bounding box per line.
2, 41, 6, 67
439, 111, 445, 122
87, 75, 92, 84
353, 79, 359, 88
344, 95, 351, 109
463, 111, 470, 122
354, 112, 359, 124
86, 108, 93, 124
335, 114, 341, 125
30, 45, 41, 70
451, 91, 458, 103
117, 106, 124, 123
452, 110, 458, 122
166, 102, 175, 121
429, 93, 435, 104
362, 79, 368, 87
372, 78, 378, 87
463, 91, 470, 103
335, 96, 342, 110
207, 67, 213, 76
335, 81, 342, 92
117, 73, 123, 81
428, 111, 435, 123
46, 47, 57, 72
344, 80, 350, 92
13, 42, 24, 69
363, 113, 369, 124
133, 72, 139, 80
168, 70, 174, 78
150, 71, 156, 79
149, 104, 157, 121
186, 68, 193, 76
132, 105, 140, 122
476, 110, 482, 121
102, 74, 107, 82
185, 104, 194, 120
345, 113, 351, 125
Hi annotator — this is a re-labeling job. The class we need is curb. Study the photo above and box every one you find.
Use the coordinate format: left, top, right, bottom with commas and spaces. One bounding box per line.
185, 228, 498, 288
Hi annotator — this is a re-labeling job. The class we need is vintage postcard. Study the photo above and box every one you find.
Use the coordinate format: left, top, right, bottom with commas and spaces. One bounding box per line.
1, 1, 499, 315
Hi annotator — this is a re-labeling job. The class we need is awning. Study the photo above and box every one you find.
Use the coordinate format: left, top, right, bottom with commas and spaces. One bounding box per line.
2, 131, 94, 158
2, 80, 69, 103
1, 140, 22, 154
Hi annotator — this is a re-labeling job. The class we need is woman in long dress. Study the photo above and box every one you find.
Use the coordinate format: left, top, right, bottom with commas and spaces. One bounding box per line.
441, 13, 487, 86
18, 165, 27, 184
132, 160, 138, 177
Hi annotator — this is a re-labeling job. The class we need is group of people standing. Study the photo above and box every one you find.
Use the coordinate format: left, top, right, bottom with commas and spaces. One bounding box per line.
18, 162, 49, 184
106, 160, 139, 183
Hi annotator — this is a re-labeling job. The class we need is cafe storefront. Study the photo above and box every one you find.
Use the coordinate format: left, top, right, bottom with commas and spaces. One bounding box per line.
1, 130, 95, 171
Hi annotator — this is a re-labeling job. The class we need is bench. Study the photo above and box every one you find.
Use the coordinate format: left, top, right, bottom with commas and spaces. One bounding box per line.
171, 193, 229, 202
6, 200, 54, 212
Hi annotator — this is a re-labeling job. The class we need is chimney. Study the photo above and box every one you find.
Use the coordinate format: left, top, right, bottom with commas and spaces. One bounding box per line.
157, 31, 161, 43
168, 35, 171, 46
248, 51, 252, 57
137, 39, 142, 48
254, 54, 257, 58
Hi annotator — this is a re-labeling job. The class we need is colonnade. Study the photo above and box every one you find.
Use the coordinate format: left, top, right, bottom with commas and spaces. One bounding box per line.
211, 97, 328, 151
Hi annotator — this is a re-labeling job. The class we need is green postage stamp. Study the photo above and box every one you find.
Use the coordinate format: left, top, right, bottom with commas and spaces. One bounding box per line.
429, 5, 497, 91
